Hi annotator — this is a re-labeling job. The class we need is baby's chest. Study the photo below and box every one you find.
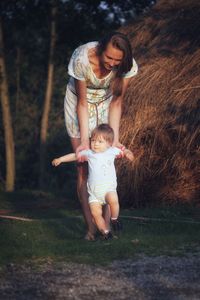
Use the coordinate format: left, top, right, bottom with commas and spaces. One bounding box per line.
89, 156, 114, 172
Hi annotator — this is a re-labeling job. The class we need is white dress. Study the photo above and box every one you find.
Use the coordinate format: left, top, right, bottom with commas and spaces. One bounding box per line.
64, 42, 138, 138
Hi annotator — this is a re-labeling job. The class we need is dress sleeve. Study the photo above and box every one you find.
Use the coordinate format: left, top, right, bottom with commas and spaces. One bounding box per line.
68, 45, 86, 81
122, 58, 138, 78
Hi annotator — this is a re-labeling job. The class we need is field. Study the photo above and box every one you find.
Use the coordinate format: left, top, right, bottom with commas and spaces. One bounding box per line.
0, 190, 200, 299
0, 190, 200, 266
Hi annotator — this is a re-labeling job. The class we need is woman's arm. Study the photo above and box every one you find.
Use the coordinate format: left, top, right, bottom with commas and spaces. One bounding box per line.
75, 79, 90, 153
109, 77, 131, 147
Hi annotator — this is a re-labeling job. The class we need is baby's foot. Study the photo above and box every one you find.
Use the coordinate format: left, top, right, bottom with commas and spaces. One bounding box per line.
101, 231, 113, 240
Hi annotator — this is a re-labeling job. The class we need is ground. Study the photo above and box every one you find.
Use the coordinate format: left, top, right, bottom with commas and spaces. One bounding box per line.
0, 252, 200, 300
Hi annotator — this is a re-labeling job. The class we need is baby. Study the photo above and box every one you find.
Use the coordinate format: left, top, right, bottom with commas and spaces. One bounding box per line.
52, 124, 134, 240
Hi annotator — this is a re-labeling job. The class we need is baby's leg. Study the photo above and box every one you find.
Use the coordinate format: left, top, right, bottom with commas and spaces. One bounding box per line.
106, 191, 122, 233
89, 203, 108, 234
105, 191, 119, 219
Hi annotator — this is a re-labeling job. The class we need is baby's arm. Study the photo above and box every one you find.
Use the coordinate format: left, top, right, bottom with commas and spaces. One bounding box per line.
52, 153, 76, 167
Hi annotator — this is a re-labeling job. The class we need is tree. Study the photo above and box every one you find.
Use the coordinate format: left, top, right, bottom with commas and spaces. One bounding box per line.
39, 1, 57, 188
0, 17, 15, 191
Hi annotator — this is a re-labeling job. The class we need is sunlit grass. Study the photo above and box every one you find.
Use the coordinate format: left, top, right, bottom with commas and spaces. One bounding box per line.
0, 191, 199, 266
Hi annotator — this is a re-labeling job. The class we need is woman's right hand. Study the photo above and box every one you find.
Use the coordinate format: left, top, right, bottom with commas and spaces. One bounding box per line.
76, 141, 89, 162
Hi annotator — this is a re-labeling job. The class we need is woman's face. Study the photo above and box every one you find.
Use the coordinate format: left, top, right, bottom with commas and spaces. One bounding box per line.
100, 42, 124, 71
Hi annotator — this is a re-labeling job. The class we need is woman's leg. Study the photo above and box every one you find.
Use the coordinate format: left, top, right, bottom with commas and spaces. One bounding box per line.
70, 138, 96, 239
102, 204, 111, 230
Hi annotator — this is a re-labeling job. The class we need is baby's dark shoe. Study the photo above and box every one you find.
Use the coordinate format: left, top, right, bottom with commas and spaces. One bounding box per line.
101, 231, 113, 241
111, 218, 123, 233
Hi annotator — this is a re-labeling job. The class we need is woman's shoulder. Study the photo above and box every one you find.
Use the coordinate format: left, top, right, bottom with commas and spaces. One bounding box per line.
122, 57, 138, 78
68, 42, 98, 80
72, 41, 98, 61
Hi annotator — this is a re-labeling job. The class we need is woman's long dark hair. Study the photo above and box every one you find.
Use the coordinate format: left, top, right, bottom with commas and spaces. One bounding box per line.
97, 31, 133, 97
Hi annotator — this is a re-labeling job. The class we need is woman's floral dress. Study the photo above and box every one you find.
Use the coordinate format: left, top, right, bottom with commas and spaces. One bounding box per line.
64, 41, 138, 138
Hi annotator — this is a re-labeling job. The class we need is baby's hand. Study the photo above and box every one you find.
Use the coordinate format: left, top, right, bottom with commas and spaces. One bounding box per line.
52, 158, 61, 167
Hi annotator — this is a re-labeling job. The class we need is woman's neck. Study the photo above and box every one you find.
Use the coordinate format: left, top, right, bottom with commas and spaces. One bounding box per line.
88, 47, 111, 79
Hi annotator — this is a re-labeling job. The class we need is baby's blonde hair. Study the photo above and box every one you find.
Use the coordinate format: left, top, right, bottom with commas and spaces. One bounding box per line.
91, 124, 114, 145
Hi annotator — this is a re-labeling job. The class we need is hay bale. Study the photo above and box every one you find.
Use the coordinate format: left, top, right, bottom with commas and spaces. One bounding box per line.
117, 0, 200, 207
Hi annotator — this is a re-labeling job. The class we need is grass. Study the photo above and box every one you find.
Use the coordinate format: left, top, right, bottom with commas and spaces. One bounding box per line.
0, 190, 200, 266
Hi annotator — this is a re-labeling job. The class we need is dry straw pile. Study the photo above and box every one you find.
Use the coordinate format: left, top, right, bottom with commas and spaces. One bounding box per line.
118, 0, 200, 207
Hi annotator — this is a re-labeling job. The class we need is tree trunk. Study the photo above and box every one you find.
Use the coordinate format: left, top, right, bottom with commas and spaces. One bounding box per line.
15, 47, 20, 115
0, 17, 15, 191
39, 3, 57, 188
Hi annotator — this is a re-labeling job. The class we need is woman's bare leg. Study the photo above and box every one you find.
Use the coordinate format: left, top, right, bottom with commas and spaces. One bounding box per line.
77, 162, 97, 238
102, 204, 111, 230
70, 138, 96, 239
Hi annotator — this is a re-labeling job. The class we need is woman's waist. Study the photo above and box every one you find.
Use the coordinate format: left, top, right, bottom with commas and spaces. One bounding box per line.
67, 84, 112, 104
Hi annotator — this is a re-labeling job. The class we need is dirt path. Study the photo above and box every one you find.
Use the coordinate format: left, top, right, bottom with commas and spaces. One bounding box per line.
0, 252, 200, 300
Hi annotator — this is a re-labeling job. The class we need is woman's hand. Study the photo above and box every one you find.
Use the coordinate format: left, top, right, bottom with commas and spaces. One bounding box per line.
112, 141, 125, 158
113, 141, 125, 150
76, 141, 89, 162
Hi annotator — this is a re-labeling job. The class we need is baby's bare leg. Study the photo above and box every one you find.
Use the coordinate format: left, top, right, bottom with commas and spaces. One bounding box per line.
106, 192, 122, 233
89, 203, 108, 233
105, 191, 119, 219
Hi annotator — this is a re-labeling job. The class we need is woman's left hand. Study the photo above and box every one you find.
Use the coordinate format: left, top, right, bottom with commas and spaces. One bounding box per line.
113, 141, 125, 158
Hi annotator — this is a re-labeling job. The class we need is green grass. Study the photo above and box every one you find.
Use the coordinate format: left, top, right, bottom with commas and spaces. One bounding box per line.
0, 191, 200, 266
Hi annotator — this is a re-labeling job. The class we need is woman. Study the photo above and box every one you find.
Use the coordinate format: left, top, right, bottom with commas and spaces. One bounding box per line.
64, 31, 138, 240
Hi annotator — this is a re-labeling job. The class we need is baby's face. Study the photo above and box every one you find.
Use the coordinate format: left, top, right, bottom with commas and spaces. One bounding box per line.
91, 135, 111, 153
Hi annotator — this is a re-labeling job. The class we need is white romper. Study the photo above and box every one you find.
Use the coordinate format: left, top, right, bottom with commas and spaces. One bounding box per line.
64, 42, 138, 138
80, 147, 122, 205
